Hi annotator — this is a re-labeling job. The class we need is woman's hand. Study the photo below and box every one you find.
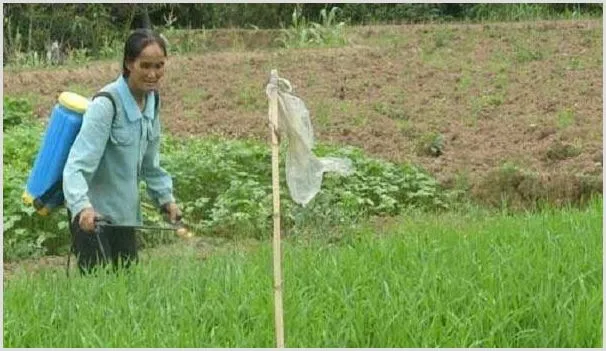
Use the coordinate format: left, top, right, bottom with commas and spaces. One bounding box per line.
163, 202, 182, 224
78, 207, 98, 233
162, 202, 191, 238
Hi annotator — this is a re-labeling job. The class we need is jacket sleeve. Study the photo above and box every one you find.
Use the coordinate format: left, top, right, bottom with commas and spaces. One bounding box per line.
141, 112, 175, 208
62, 97, 114, 218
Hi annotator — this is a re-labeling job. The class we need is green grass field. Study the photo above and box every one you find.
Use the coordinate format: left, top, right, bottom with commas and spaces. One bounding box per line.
4, 197, 602, 348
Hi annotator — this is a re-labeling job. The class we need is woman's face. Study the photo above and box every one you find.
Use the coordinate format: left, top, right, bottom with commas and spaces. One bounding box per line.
126, 42, 166, 94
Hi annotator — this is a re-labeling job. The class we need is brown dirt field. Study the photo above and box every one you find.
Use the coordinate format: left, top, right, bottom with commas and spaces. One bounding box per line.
4, 20, 603, 206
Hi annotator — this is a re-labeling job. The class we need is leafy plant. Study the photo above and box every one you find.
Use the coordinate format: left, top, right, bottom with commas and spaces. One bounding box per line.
3, 96, 35, 130
64, 48, 91, 64
276, 6, 348, 49
160, 136, 450, 239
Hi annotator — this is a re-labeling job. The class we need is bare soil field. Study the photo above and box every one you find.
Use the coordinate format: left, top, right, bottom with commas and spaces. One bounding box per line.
4, 20, 603, 208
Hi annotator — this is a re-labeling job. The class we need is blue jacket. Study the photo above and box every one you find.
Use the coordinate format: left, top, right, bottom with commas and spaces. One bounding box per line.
63, 75, 175, 225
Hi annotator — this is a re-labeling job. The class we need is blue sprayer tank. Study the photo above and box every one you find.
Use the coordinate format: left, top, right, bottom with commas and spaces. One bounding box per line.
22, 92, 90, 215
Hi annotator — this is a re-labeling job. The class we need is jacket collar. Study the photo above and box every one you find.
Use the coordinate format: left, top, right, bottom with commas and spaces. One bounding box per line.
115, 75, 155, 122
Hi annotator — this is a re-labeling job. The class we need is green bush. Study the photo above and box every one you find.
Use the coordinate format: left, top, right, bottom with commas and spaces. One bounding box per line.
3, 97, 35, 130
162, 136, 449, 239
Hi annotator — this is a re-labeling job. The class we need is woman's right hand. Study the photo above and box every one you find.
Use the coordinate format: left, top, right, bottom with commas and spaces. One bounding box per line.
78, 207, 97, 233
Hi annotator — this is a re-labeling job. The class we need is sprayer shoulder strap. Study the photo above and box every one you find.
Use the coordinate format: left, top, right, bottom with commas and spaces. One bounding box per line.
92, 92, 118, 125
92, 90, 160, 123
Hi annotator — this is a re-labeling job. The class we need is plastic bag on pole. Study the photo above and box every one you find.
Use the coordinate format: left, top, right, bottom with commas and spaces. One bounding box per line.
266, 71, 353, 206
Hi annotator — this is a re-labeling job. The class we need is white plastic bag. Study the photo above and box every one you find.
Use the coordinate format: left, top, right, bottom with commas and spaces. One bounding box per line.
266, 72, 353, 206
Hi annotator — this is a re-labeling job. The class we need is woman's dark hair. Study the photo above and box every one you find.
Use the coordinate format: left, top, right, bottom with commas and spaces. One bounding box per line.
122, 28, 168, 78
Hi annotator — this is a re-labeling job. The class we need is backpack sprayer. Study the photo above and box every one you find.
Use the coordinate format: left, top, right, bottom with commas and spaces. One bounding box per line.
22, 90, 160, 216
22, 92, 89, 216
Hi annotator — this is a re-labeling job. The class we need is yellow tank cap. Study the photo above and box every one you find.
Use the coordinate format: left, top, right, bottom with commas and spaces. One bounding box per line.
22, 191, 34, 205
58, 91, 89, 114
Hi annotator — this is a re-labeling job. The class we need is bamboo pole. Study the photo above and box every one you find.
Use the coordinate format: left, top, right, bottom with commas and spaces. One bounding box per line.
268, 69, 284, 348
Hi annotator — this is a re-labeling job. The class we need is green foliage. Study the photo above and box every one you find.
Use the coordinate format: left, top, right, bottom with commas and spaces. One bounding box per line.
3, 4, 127, 67
164, 138, 447, 241
3, 96, 35, 130
325, 147, 449, 212
340, 3, 443, 24
276, 6, 348, 49
160, 136, 449, 240
466, 3, 597, 22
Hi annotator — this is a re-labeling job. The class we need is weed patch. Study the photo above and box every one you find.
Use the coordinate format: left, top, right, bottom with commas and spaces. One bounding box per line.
544, 140, 582, 162
415, 132, 445, 157
372, 102, 408, 121
513, 42, 544, 63
557, 108, 575, 129
473, 162, 600, 210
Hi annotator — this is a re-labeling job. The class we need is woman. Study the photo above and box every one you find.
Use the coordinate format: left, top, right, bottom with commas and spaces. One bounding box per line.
63, 28, 181, 274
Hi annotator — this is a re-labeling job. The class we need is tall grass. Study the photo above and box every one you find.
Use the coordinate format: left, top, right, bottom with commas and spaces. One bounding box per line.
4, 197, 602, 348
